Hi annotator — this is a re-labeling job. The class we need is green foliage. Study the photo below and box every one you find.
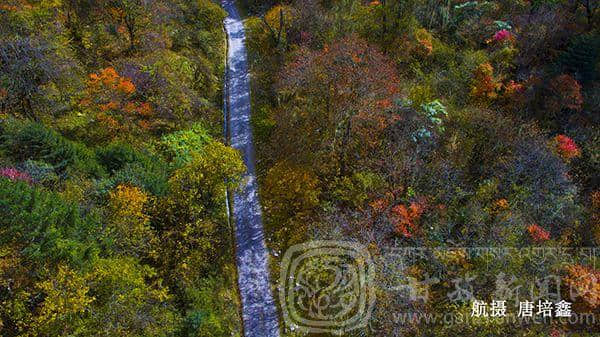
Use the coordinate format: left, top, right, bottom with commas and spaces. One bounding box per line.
96, 141, 144, 173
159, 141, 244, 224
0, 119, 105, 178
180, 276, 240, 337
0, 1, 242, 335
559, 33, 600, 82
84, 258, 179, 336
20, 159, 59, 186
99, 158, 170, 197
159, 123, 213, 168
333, 171, 384, 209
420, 99, 448, 128
0, 177, 100, 268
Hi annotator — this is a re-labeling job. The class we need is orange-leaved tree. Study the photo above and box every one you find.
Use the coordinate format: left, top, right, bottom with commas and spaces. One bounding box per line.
80, 67, 154, 142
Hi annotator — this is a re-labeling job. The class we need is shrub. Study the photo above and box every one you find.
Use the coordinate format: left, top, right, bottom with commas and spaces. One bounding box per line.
0, 119, 105, 178
159, 123, 213, 168
552, 134, 581, 161
333, 171, 383, 209
527, 224, 550, 242
19, 160, 58, 185
0, 167, 32, 184
470, 62, 501, 102
492, 29, 512, 43
0, 177, 100, 268
97, 159, 170, 197
106, 185, 156, 258
96, 141, 145, 173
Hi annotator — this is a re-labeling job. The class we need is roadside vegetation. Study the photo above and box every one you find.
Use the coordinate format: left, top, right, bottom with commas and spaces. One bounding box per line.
244, 0, 600, 335
0, 1, 243, 336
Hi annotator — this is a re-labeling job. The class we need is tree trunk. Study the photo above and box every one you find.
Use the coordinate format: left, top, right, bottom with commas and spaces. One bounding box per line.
584, 0, 594, 31
339, 117, 352, 177
21, 96, 37, 121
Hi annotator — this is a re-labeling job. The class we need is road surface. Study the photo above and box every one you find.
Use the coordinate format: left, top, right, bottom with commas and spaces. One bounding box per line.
222, 1, 281, 336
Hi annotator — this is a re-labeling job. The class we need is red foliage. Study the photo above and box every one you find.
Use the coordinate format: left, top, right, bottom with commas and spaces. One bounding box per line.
82, 67, 156, 139
278, 35, 400, 161
390, 201, 425, 238
471, 63, 501, 102
527, 224, 550, 242
493, 29, 512, 43
553, 134, 581, 160
0, 167, 32, 184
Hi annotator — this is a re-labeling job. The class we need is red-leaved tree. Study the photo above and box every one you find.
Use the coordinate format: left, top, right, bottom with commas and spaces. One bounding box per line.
277, 35, 400, 176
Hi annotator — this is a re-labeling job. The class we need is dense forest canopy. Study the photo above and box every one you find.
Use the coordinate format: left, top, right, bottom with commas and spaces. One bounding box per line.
0, 0, 599, 336
243, 0, 599, 335
1, 0, 243, 336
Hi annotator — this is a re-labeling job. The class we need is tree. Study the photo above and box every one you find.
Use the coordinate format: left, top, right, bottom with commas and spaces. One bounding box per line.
80, 67, 156, 142
106, 184, 157, 258
546, 74, 584, 114
0, 37, 74, 120
103, 0, 154, 52
152, 141, 244, 285
263, 160, 320, 224
277, 35, 400, 176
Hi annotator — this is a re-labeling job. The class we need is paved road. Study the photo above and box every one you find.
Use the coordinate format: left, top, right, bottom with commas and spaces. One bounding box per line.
222, 1, 280, 336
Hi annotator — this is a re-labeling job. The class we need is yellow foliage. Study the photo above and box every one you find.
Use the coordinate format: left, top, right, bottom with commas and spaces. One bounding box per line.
470, 62, 501, 102
264, 5, 294, 32
414, 28, 433, 56
564, 264, 600, 309
108, 185, 156, 257
109, 184, 148, 220
33, 265, 94, 334
263, 161, 320, 222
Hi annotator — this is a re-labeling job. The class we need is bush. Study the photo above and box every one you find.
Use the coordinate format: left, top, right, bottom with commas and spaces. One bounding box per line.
158, 123, 213, 168
96, 141, 146, 173
0, 177, 100, 268
97, 159, 170, 197
19, 159, 58, 186
333, 171, 384, 209
0, 119, 105, 178
93, 140, 170, 196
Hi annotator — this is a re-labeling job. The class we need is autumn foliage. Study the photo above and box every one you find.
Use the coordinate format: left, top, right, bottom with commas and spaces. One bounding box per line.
553, 134, 581, 161
527, 224, 551, 242
81, 67, 155, 141
547, 74, 584, 113
370, 196, 426, 238
277, 36, 399, 174
471, 63, 501, 102
564, 264, 600, 309
0, 167, 32, 184
391, 201, 426, 238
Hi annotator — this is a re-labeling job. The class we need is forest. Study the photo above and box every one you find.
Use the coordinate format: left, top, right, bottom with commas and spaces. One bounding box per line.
1, 0, 243, 336
1, 0, 599, 336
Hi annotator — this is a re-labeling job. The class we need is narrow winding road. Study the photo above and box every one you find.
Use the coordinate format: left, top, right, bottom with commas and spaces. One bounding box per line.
222, 1, 280, 336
